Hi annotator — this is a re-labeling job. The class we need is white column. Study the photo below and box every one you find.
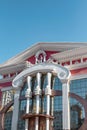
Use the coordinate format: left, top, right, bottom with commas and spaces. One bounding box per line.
34, 73, 41, 130
51, 97, 54, 127
25, 76, 32, 130
11, 88, 20, 130
45, 73, 52, 130
62, 80, 70, 130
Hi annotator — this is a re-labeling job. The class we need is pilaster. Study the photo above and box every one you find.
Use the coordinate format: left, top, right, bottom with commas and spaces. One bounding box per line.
61, 79, 70, 130
11, 88, 20, 130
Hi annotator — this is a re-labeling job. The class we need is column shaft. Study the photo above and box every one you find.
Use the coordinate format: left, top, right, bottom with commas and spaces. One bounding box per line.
35, 73, 41, 130
25, 76, 32, 130
11, 89, 20, 130
62, 82, 70, 130
45, 72, 52, 130
47, 95, 50, 115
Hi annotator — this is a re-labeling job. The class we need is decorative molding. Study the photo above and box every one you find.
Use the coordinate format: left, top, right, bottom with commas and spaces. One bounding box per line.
35, 50, 46, 64
34, 87, 41, 95
70, 73, 87, 80
51, 45, 87, 62
0, 77, 14, 84
45, 87, 51, 95
13, 78, 23, 89
1, 42, 87, 67
25, 88, 32, 98
12, 63, 71, 89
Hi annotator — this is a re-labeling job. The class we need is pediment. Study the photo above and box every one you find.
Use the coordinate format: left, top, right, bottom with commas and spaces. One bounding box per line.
0, 42, 87, 67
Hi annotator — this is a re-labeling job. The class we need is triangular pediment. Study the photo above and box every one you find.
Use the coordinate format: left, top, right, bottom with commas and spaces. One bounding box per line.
1, 42, 87, 67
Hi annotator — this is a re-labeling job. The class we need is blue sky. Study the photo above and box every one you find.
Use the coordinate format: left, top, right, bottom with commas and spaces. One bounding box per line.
0, 0, 87, 63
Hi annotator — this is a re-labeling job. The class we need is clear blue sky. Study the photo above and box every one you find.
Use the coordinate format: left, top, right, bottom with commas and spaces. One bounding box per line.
0, 0, 87, 63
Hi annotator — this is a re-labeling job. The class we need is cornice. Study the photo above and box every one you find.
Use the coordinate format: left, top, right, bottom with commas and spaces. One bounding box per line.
70, 73, 87, 80
65, 62, 87, 70
0, 61, 27, 75
51, 45, 87, 62
0, 77, 14, 84
1, 42, 87, 67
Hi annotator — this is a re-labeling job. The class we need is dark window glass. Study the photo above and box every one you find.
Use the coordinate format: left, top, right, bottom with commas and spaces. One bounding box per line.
70, 78, 87, 129
4, 106, 13, 130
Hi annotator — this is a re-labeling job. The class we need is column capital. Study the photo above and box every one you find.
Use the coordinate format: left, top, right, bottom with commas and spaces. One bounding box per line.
25, 88, 32, 98
34, 86, 41, 95
45, 86, 51, 95
13, 78, 23, 90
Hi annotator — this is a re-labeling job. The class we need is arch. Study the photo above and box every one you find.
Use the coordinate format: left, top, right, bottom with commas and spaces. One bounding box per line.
51, 90, 87, 130
35, 50, 46, 58
35, 50, 46, 63
69, 93, 87, 130
12, 63, 71, 89
0, 101, 14, 130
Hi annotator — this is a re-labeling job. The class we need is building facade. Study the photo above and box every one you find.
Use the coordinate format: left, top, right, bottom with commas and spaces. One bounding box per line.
0, 42, 87, 130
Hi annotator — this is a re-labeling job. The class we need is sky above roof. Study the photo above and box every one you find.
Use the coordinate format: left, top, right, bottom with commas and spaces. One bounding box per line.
0, 0, 87, 63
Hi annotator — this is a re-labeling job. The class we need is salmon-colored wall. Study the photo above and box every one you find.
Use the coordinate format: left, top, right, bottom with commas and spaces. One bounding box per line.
71, 67, 87, 75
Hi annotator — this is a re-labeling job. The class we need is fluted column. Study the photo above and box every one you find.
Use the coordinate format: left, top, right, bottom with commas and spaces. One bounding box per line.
25, 76, 32, 130
62, 80, 70, 130
45, 72, 52, 130
34, 73, 41, 130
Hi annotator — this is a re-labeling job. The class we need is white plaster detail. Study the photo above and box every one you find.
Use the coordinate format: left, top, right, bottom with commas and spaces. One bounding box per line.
46, 72, 52, 130
1, 90, 14, 107
34, 86, 41, 95
25, 76, 32, 130
13, 78, 23, 89
35, 73, 42, 130
12, 63, 70, 89
45, 86, 51, 95
25, 88, 32, 98
35, 50, 46, 63
34, 73, 42, 95
11, 89, 20, 130
12, 63, 71, 130
62, 81, 70, 129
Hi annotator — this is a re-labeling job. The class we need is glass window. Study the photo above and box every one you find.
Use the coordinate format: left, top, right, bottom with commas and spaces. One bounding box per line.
17, 100, 26, 130
4, 106, 13, 130
70, 78, 87, 129
70, 78, 87, 99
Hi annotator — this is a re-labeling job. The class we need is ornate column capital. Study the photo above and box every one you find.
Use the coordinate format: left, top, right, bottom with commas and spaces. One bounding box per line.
25, 88, 32, 98
12, 78, 23, 90
45, 86, 51, 95
34, 86, 41, 95
58, 70, 71, 84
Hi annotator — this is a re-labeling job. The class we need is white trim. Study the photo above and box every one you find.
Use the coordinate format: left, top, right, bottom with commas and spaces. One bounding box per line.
12, 63, 70, 89
0, 77, 14, 84
70, 73, 87, 80
0, 61, 27, 75
1, 42, 87, 67
62, 82, 70, 129
11, 89, 20, 130
51, 45, 87, 62
66, 62, 87, 70
1, 86, 13, 91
